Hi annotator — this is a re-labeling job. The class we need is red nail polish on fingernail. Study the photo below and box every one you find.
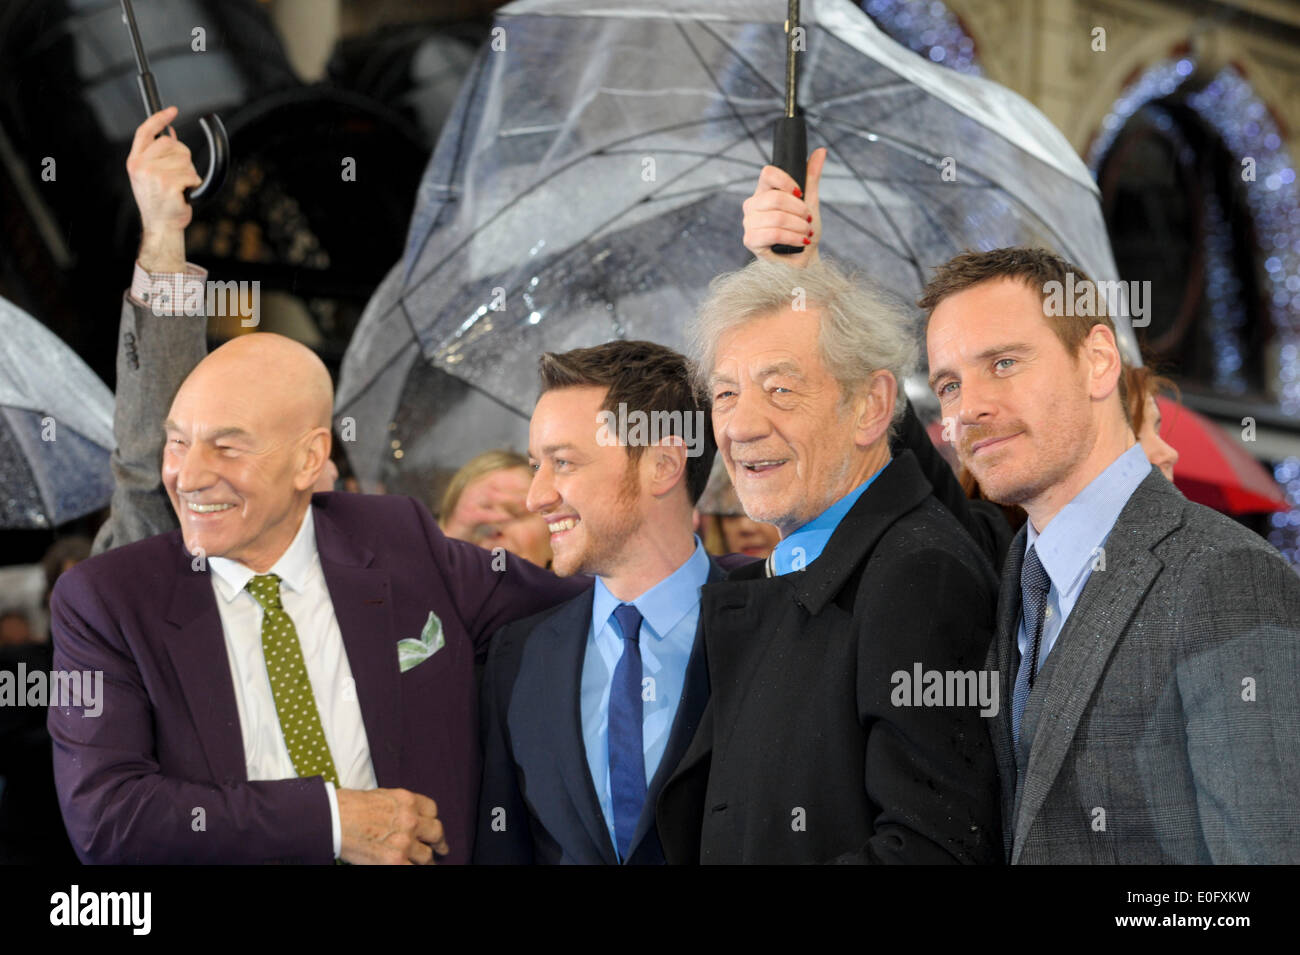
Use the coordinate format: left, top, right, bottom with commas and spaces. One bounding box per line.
807, 215, 813, 223
807, 230, 813, 236
803, 238, 811, 245
793, 188, 802, 198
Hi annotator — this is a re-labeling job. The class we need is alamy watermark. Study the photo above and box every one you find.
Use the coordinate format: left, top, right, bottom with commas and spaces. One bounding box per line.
1043, 272, 1150, 328
595, 402, 707, 458
150, 277, 260, 327
0, 664, 103, 717
891, 663, 999, 717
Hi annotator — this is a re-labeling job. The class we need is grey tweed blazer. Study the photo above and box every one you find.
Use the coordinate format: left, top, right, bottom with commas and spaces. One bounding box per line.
90, 294, 206, 555
989, 466, 1300, 864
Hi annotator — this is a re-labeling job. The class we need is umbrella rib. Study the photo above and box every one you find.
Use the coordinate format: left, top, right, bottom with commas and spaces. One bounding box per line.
804, 116, 926, 288
403, 49, 493, 283
690, 19, 785, 102
401, 117, 772, 301
809, 114, 965, 177
818, 201, 916, 268
810, 114, 1094, 266
671, 18, 771, 177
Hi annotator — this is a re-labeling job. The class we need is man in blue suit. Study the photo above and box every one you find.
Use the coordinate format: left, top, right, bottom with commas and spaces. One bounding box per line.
474, 340, 740, 864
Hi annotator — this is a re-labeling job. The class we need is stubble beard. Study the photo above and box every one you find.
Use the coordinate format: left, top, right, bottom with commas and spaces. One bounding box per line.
568, 460, 645, 579
967, 418, 1091, 512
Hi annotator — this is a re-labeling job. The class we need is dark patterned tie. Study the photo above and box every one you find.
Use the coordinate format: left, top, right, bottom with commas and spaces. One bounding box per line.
607, 602, 646, 861
1011, 545, 1051, 747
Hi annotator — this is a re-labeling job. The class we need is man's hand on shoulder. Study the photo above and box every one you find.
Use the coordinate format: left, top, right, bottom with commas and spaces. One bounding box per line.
126, 106, 201, 274
337, 787, 450, 865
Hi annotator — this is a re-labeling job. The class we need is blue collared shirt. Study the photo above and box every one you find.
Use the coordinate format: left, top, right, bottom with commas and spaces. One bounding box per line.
582, 536, 711, 858
768, 460, 891, 576
1019, 443, 1152, 671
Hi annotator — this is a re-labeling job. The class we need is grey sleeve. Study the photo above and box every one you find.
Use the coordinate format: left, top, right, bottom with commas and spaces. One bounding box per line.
91, 294, 208, 554
1176, 544, 1300, 863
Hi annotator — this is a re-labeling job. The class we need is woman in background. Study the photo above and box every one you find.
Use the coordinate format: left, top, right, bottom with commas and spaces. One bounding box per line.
439, 450, 553, 568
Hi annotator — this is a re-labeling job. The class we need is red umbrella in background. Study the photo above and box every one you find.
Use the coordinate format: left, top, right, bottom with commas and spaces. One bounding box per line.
1156, 397, 1289, 515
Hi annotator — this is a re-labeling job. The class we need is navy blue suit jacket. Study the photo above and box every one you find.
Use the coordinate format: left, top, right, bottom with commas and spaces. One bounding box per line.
473, 557, 731, 864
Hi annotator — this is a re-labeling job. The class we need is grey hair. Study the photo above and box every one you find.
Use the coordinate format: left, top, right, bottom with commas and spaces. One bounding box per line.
687, 257, 919, 429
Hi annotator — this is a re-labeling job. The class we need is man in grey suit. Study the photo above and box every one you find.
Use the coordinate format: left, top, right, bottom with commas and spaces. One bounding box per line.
922, 247, 1300, 863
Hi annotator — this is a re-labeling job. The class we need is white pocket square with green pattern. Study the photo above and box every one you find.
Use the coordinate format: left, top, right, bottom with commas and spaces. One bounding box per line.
398, 611, 445, 672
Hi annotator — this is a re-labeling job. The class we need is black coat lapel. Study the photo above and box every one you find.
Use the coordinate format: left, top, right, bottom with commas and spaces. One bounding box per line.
626, 557, 724, 863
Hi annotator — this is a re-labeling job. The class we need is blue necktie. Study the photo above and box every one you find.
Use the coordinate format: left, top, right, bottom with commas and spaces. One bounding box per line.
1011, 545, 1051, 747
608, 602, 647, 861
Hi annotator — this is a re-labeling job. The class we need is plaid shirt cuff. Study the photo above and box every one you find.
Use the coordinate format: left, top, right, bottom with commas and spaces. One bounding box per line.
129, 261, 208, 315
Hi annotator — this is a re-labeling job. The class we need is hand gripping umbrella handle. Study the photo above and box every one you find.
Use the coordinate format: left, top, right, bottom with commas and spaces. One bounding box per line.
771, 115, 807, 255
122, 0, 229, 206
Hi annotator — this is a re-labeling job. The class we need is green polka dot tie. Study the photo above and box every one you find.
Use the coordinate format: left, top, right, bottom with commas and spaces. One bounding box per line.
246, 574, 339, 786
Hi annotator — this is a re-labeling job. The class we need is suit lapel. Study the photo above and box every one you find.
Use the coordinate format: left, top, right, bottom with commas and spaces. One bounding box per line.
627, 557, 722, 862
523, 601, 618, 864
313, 502, 400, 786
704, 453, 934, 756
162, 539, 248, 784
1010, 472, 1182, 861
990, 526, 1026, 860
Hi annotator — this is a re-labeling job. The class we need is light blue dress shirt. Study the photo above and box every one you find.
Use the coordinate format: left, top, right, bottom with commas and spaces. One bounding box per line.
768, 460, 890, 576
1018, 443, 1152, 671
582, 536, 711, 857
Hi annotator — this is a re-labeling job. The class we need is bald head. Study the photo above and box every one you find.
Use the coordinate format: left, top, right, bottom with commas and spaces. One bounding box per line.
183, 333, 333, 434
162, 333, 336, 573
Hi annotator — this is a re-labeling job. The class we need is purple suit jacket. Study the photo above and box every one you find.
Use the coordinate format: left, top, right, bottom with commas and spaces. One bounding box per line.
48, 491, 588, 864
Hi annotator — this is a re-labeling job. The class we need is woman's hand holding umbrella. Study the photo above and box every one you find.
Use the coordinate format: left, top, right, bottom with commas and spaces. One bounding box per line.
742, 147, 826, 266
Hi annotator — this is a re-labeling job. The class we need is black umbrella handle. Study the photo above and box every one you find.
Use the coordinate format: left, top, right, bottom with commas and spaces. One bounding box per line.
771, 115, 807, 255
122, 0, 229, 206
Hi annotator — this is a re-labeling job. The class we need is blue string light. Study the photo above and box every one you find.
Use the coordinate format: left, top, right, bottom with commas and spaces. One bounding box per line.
862, 0, 983, 75
1087, 59, 1300, 566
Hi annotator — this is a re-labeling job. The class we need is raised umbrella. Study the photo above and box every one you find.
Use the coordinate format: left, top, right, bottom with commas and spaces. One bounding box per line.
336, 0, 1135, 495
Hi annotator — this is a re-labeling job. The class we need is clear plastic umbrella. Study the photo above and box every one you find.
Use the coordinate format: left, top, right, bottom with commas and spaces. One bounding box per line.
0, 298, 115, 529
336, 0, 1131, 494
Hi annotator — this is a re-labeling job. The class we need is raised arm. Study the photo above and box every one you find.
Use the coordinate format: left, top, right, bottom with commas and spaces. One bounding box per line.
409, 496, 590, 659
93, 107, 208, 554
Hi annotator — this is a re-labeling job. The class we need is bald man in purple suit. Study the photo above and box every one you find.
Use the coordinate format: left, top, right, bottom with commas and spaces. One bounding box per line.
48, 109, 585, 864
50, 333, 585, 865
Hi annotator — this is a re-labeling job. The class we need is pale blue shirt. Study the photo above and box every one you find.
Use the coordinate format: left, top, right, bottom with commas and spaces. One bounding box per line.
768, 460, 891, 576
1019, 443, 1152, 671
582, 537, 710, 858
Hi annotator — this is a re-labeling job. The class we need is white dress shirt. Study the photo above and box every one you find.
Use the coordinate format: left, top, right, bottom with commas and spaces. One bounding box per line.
208, 506, 377, 859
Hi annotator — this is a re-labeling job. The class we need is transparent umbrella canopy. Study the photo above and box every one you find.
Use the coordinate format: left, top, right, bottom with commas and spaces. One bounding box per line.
336, 0, 1130, 496
0, 298, 115, 529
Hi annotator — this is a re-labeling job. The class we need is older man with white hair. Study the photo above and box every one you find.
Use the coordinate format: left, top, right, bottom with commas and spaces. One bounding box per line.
656, 257, 1001, 864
